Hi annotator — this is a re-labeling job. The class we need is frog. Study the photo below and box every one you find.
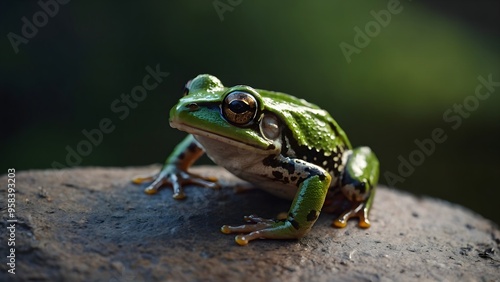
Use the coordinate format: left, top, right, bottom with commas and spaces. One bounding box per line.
132, 74, 379, 246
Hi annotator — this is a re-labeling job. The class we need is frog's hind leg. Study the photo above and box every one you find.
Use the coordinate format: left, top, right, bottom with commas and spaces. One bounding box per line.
332, 146, 379, 229
221, 158, 332, 245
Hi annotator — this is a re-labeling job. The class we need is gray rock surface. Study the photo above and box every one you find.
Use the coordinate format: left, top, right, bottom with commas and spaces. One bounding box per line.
1, 166, 499, 281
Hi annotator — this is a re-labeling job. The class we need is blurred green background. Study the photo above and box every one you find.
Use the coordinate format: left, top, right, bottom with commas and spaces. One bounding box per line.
2, 1, 499, 224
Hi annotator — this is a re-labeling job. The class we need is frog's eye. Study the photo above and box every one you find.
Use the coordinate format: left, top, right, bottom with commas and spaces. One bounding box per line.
222, 91, 258, 126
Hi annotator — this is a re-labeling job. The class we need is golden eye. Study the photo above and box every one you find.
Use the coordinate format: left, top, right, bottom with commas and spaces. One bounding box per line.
222, 91, 258, 126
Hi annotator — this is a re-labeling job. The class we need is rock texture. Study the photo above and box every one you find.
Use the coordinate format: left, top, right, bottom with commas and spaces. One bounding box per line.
1, 166, 499, 281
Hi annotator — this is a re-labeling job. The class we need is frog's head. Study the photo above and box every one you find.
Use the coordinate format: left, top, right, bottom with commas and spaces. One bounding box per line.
169, 74, 281, 153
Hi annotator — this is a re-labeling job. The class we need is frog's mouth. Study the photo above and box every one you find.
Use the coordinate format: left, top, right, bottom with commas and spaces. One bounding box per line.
171, 121, 276, 153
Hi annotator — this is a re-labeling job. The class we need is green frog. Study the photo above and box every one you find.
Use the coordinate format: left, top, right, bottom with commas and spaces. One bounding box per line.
133, 74, 379, 245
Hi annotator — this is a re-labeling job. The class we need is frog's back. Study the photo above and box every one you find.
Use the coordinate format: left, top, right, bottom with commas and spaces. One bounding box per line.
258, 89, 351, 150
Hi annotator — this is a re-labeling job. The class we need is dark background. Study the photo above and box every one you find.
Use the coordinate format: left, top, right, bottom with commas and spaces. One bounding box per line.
2, 1, 499, 224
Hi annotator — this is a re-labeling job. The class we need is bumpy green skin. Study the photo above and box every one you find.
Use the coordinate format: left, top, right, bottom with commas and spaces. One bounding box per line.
134, 74, 380, 245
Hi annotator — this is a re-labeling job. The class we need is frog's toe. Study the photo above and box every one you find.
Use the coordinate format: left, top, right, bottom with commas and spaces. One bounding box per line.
358, 215, 371, 228
220, 215, 277, 241
144, 176, 169, 195
243, 214, 277, 224
221, 225, 282, 246
222, 214, 307, 245
234, 232, 267, 246
332, 218, 348, 228
131, 174, 157, 184
184, 174, 220, 190
220, 214, 277, 234
225, 223, 302, 246
170, 179, 186, 199
221, 221, 274, 234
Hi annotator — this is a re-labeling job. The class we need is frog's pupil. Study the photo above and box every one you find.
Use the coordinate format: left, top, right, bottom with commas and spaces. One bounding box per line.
229, 100, 250, 113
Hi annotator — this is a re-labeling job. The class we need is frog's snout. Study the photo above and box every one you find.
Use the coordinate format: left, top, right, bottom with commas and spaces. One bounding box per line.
169, 101, 202, 128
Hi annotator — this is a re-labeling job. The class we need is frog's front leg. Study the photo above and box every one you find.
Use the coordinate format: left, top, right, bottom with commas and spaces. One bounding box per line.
332, 146, 379, 228
221, 157, 331, 245
132, 135, 218, 199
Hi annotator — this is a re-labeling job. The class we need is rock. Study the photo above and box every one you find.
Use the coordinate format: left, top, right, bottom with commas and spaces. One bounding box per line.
1, 166, 499, 281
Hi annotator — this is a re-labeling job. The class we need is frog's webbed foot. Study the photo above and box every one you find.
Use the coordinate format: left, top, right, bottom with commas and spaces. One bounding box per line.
221, 215, 295, 246
132, 166, 219, 199
332, 146, 378, 229
332, 201, 371, 228
323, 189, 371, 228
